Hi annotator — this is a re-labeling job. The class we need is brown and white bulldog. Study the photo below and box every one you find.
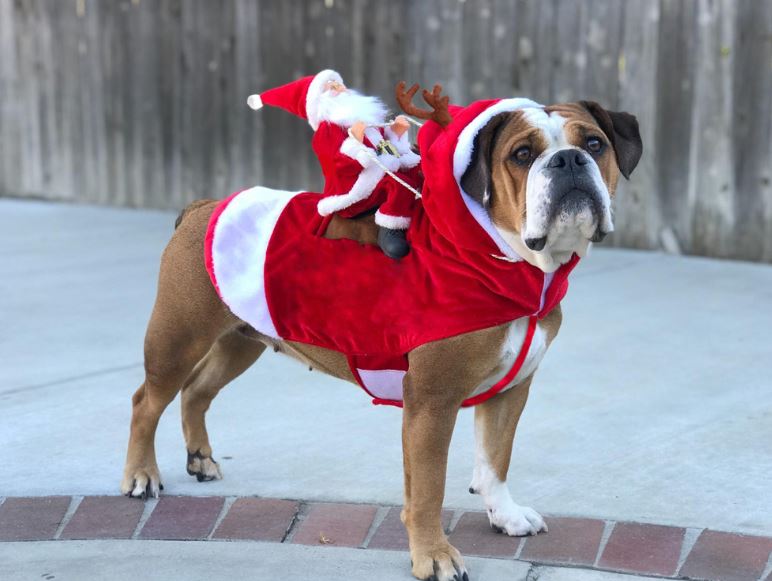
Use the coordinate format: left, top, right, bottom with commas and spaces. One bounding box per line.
121, 89, 641, 581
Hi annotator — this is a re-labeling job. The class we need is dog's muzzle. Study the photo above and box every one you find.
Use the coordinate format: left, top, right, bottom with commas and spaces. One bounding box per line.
543, 148, 608, 238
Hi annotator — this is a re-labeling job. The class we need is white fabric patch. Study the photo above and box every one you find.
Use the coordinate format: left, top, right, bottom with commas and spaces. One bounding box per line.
210, 186, 299, 339
357, 369, 406, 401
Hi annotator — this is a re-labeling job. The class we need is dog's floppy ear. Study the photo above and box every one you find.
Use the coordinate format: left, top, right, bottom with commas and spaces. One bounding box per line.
460, 112, 512, 208
579, 101, 643, 180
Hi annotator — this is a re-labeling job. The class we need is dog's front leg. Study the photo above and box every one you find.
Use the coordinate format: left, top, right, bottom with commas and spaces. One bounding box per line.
469, 375, 547, 536
401, 377, 468, 581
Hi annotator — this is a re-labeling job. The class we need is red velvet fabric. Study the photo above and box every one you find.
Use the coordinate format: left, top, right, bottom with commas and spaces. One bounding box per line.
207, 98, 580, 406
264, 194, 577, 357
263, 98, 579, 358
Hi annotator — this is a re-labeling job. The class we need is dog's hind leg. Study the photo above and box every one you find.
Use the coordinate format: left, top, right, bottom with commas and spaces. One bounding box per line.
121, 320, 222, 499
469, 376, 547, 536
121, 200, 230, 499
181, 327, 266, 482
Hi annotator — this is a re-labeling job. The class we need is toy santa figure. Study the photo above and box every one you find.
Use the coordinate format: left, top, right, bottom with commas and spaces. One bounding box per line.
247, 70, 422, 258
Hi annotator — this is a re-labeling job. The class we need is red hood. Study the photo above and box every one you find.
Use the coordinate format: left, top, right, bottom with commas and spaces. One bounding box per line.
417, 98, 545, 259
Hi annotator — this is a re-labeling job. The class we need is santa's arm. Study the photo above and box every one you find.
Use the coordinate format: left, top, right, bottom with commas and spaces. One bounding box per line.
384, 121, 420, 169
317, 121, 377, 171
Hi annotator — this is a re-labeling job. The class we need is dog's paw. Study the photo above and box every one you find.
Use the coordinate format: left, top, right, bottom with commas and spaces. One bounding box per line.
121, 467, 163, 500
411, 541, 468, 581
186, 450, 223, 482
487, 503, 547, 537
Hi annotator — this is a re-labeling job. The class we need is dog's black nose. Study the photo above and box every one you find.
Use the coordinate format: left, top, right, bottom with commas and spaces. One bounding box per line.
546, 149, 588, 170
525, 236, 547, 251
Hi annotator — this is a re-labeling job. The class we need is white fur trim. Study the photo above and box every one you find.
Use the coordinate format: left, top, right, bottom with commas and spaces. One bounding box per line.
452, 98, 543, 262
340, 137, 375, 168
246, 94, 263, 110
383, 126, 412, 155
316, 163, 385, 216
398, 149, 421, 169
306, 69, 344, 130
382, 127, 421, 168
210, 186, 300, 339
362, 127, 405, 171
380, 154, 400, 173
375, 210, 411, 230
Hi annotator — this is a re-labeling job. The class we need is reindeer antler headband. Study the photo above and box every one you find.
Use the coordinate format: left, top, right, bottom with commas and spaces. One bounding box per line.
395, 81, 452, 128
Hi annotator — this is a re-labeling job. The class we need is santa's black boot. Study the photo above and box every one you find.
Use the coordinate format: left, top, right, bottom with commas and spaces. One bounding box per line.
377, 227, 410, 259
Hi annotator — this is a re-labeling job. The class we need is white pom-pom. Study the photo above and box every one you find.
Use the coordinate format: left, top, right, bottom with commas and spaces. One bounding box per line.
246, 94, 263, 110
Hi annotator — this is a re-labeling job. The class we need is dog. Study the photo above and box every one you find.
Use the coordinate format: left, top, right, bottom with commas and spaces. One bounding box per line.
121, 89, 641, 581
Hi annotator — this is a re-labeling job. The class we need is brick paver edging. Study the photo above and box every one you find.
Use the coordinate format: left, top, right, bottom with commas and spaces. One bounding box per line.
0, 496, 770, 581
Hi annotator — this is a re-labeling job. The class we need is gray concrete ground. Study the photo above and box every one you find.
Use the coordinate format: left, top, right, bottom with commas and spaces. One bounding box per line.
0, 540, 661, 581
2, 199, 771, 539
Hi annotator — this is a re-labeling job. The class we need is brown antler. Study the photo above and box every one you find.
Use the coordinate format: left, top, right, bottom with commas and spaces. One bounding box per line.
395, 81, 452, 127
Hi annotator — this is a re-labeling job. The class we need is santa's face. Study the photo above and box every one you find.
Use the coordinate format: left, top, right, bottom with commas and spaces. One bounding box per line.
315, 86, 388, 129
324, 80, 347, 95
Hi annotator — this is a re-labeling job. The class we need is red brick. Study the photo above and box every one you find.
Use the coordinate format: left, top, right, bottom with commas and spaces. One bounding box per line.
680, 530, 772, 581
599, 522, 685, 576
0, 497, 71, 541
291, 503, 376, 548
448, 512, 522, 558
139, 496, 224, 540
367, 507, 452, 551
520, 517, 605, 566
61, 496, 144, 539
212, 498, 299, 542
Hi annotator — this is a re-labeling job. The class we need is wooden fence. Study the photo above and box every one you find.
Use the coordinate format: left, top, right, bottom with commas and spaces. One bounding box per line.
1, 0, 770, 262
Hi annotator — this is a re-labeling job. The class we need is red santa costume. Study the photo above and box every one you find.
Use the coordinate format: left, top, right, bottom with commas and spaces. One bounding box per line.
247, 70, 421, 230
206, 96, 580, 408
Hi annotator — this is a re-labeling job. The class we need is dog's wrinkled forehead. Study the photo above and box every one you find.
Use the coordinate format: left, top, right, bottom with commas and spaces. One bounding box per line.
520, 103, 608, 147
519, 107, 568, 144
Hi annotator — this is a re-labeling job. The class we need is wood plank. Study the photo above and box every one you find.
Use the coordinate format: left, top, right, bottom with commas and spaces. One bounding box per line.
730, 0, 772, 261
0, 0, 769, 263
687, 0, 737, 259
613, 0, 661, 250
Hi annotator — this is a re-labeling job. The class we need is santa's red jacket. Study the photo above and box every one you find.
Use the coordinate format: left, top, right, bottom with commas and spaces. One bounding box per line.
205, 98, 579, 408
313, 121, 421, 223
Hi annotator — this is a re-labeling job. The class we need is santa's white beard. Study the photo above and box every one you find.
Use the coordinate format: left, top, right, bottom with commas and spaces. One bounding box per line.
315, 90, 389, 128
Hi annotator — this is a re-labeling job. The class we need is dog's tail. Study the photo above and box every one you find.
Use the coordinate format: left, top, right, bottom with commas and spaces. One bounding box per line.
174, 199, 214, 229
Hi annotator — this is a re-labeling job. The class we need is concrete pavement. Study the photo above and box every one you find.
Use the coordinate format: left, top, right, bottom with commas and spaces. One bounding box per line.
1, 197, 771, 563
0, 540, 666, 581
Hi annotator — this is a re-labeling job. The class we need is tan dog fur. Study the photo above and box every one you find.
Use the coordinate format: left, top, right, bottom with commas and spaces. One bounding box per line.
122, 102, 638, 581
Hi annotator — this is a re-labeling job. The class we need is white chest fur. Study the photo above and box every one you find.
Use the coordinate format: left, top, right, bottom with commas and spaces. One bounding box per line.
467, 318, 549, 399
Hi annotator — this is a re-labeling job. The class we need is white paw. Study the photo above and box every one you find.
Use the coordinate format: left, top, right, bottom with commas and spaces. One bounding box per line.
487, 503, 548, 536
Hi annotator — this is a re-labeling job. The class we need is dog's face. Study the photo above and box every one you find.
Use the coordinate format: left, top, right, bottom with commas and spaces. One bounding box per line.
461, 101, 642, 271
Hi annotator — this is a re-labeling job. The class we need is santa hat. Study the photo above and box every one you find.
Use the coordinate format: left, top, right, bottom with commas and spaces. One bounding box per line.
246, 69, 344, 130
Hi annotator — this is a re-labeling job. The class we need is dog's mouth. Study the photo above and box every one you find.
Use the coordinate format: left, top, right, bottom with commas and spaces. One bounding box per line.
555, 188, 609, 240
523, 188, 609, 252
553, 188, 601, 219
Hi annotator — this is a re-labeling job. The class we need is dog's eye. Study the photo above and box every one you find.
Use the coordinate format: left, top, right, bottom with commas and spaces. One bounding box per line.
586, 136, 604, 154
512, 146, 532, 164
